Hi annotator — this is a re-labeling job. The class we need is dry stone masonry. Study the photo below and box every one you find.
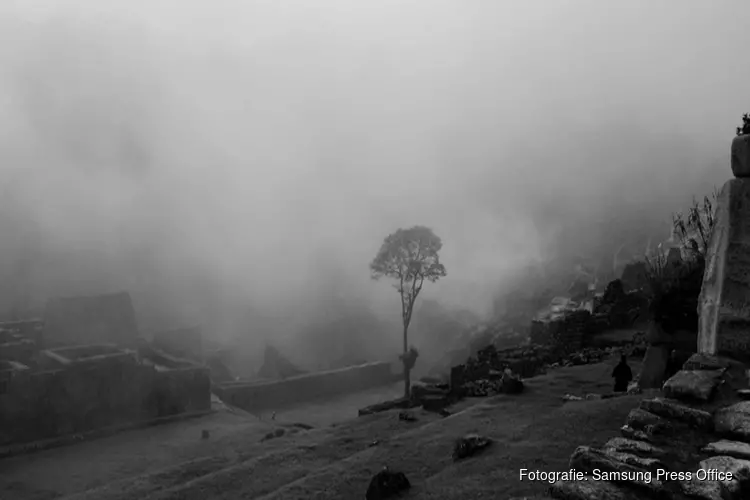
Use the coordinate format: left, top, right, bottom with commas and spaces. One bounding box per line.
698, 134, 750, 361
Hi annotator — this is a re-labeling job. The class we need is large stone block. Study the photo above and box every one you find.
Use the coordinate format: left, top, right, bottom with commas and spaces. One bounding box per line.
698, 178, 750, 361
638, 345, 670, 389
732, 134, 750, 178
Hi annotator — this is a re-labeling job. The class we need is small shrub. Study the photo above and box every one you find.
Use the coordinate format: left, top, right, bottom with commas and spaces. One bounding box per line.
737, 112, 750, 136
672, 191, 717, 261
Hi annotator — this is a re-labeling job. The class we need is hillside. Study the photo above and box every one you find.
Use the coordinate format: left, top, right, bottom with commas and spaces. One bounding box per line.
35, 356, 645, 500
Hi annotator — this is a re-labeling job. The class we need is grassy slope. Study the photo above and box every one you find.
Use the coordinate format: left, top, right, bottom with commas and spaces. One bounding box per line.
143, 357, 643, 500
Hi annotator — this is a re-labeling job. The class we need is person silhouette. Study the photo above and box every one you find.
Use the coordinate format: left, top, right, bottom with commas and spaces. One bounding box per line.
612, 354, 633, 392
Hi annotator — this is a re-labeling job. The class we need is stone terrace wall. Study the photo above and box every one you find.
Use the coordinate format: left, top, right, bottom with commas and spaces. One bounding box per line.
0, 345, 211, 446
530, 310, 591, 352
216, 361, 395, 412
0, 352, 144, 445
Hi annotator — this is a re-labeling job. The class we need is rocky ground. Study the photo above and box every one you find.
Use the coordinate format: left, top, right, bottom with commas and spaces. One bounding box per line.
550, 353, 750, 500
31, 356, 642, 499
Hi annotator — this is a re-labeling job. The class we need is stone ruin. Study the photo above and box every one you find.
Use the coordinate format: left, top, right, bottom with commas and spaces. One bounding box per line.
257, 344, 306, 380
0, 292, 212, 449
545, 134, 750, 499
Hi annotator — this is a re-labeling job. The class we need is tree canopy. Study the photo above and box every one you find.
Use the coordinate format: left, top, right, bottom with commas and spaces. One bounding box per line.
370, 225, 447, 328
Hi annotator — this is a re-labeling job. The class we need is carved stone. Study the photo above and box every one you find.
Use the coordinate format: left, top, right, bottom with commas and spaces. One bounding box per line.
697, 178, 750, 361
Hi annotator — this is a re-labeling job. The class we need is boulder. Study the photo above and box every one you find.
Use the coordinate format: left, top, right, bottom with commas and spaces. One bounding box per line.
626, 409, 665, 431
715, 402, 750, 441
662, 369, 724, 402
703, 440, 750, 460
683, 353, 731, 371
452, 434, 493, 461
731, 133, 750, 178
638, 345, 671, 389
568, 446, 667, 496
365, 467, 411, 500
640, 398, 713, 430
680, 455, 750, 500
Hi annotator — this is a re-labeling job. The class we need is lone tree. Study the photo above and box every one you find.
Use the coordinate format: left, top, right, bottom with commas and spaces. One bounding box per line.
370, 225, 447, 398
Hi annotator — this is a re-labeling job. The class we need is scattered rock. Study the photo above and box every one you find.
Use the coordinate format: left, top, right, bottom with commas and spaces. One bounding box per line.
398, 411, 417, 422
640, 398, 713, 430
662, 369, 724, 402
703, 440, 750, 460
585, 393, 603, 400
368, 439, 380, 447
563, 394, 584, 402
452, 434, 493, 461
714, 402, 750, 441
365, 467, 411, 500
260, 428, 286, 442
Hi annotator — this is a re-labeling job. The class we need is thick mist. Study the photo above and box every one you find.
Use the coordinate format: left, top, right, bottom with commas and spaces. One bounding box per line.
0, 1, 747, 362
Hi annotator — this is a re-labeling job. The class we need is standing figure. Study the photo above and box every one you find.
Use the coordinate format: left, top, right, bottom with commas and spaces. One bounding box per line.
612, 354, 633, 392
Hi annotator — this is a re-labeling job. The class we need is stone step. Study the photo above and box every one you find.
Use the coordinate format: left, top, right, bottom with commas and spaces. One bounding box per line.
714, 401, 750, 442
682, 353, 731, 372
625, 408, 673, 435
567, 446, 669, 498
703, 439, 750, 460
640, 398, 713, 430
549, 479, 640, 500
604, 437, 666, 457
620, 425, 652, 442
662, 369, 724, 403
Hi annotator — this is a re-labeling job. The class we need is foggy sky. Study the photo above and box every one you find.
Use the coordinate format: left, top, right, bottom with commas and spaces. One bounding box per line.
0, 0, 747, 340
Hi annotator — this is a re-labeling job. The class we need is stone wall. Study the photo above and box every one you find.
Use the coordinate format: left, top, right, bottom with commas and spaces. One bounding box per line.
530, 310, 591, 352
0, 352, 144, 445
0, 345, 211, 446
216, 361, 396, 412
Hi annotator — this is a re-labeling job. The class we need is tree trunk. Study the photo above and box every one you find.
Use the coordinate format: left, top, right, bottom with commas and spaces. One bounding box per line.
402, 323, 410, 399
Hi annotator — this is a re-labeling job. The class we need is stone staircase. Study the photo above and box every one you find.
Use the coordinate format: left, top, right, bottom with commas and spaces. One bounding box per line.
547, 353, 750, 500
